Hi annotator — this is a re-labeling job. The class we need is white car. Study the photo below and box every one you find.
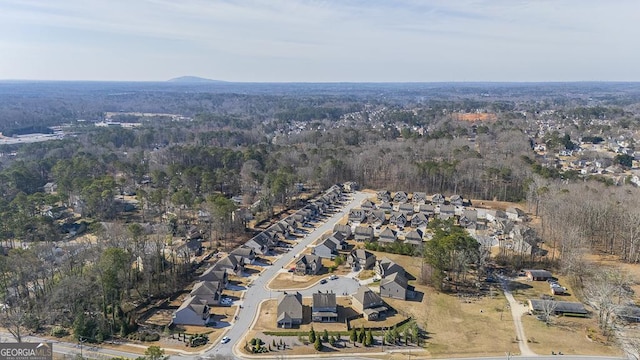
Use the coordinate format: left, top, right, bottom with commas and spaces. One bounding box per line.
221, 336, 230, 344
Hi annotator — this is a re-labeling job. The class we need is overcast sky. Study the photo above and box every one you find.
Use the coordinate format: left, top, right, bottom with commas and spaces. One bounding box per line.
1, 0, 639, 82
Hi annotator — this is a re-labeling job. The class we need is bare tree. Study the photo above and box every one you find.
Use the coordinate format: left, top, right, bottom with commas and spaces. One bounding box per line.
584, 268, 631, 336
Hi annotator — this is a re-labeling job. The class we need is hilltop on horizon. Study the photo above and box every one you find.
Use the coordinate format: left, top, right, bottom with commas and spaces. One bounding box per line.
167, 76, 226, 83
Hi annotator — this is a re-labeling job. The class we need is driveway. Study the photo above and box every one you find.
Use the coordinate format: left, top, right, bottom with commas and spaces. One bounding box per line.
500, 275, 536, 356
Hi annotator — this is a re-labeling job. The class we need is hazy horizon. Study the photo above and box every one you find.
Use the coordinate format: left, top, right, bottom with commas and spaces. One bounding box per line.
2, 1, 640, 82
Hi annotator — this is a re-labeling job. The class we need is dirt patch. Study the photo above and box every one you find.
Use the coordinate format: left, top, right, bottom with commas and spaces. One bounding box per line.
452, 113, 498, 122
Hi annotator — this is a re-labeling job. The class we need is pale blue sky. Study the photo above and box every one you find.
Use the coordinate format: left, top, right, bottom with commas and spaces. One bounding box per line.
1, 0, 639, 82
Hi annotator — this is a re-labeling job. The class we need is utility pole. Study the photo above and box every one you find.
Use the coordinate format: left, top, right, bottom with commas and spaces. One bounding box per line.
79, 337, 86, 358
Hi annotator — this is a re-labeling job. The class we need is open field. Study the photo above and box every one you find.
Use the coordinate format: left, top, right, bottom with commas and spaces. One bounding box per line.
521, 314, 622, 356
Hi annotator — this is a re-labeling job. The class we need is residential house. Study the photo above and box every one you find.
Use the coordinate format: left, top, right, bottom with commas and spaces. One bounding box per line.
525, 269, 553, 281
244, 232, 272, 255
377, 190, 391, 202
295, 254, 323, 275
449, 194, 464, 207
375, 257, 405, 278
389, 212, 408, 228
342, 181, 358, 192
439, 204, 455, 220
411, 212, 428, 228
378, 228, 398, 244
459, 209, 478, 229
348, 209, 366, 224
511, 225, 542, 256
277, 292, 303, 328
347, 249, 376, 270
432, 193, 445, 204
199, 267, 229, 286
333, 224, 352, 239
212, 255, 243, 276
352, 286, 388, 320
404, 229, 423, 245
398, 203, 415, 215
190, 281, 223, 305
313, 239, 338, 259
43, 182, 57, 194
528, 299, 588, 316
312, 291, 338, 322
367, 210, 387, 227
172, 296, 212, 326
354, 226, 374, 242
380, 272, 413, 300
325, 231, 348, 250
419, 204, 435, 216
361, 199, 375, 211
229, 247, 256, 265
378, 201, 393, 213
506, 207, 527, 222
412, 192, 427, 204
486, 210, 508, 223
394, 191, 409, 203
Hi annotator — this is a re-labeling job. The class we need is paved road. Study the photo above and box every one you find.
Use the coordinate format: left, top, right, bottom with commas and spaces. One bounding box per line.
500, 275, 536, 356
199, 191, 370, 359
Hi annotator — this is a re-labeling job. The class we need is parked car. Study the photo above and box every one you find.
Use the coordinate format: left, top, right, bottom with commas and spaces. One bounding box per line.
320, 279, 328, 284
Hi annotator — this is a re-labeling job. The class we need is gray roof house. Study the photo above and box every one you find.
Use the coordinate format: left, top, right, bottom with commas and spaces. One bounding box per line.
348, 209, 367, 224
229, 246, 256, 265
361, 199, 375, 211
394, 191, 409, 203
525, 269, 553, 281
172, 296, 212, 326
312, 291, 338, 322
377, 190, 391, 202
375, 257, 405, 278
295, 254, 323, 275
432, 193, 445, 204
389, 212, 408, 228
412, 192, 427, 204
380, 272, 413, 300
419, 204, 435, 216
378, 228, 398, 244
449, 194, 464, 207
353, 286, 388, 320
404, 229, 423, 245
398, 203, 415, 215
212, 255, 244, 276
277, 292, 303, 328
354, 226, 374, 242
511, 225, 542, 256
333, 224, 352, 239
378, 201, 393, 213
199, 267, 229, 286
325, 231, 348, 250
411, 212, 429, 228
312, 239, 338, 259
347, 249, 376, 270
244, 232, 273, 255
367, 210, 387, 226
459, 209, 478, 229
506, 207, 527, 222
528, 299, 588, 316
190, 281, 223, 305
439, 204, 455, 220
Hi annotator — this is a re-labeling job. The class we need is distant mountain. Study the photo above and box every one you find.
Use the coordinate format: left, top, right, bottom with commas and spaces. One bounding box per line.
167, 76, 226, 83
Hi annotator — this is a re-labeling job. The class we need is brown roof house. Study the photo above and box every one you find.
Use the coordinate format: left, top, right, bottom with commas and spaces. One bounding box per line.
295, 254, 323, 275
277, 292, 303, 328
312, 291, 338, 322
353, 286, 388, 320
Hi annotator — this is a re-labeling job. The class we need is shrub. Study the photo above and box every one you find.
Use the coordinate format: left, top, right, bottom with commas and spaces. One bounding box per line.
51, 326, 69, 338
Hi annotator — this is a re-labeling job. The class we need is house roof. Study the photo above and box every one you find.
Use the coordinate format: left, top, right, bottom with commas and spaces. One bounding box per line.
199, 268, 227, 282
412, 213, 428, 223
377, 257, 405, 277
351, 249, 375, 261
333, 224, 352, 236
379, 228, 397, 242
404, 229, 423, 243
528, 299, 587, 315
215, 255, 239, 269
381, 271, 409, 289
353, 285, 384, 309
506, 207, 526, 216
190, 281, 221, 296
525, 269, 552, 278
277, 292, 303, 320
230, 247, 255, 258
317, 239, 338, 251
312, 291, 337, 309
177, 295, 209, 316
354, 226, 374, 237
440, 204, 455, 213
361, 199, 375, 208
379, 201, 393, 210
297, 254, 321, 266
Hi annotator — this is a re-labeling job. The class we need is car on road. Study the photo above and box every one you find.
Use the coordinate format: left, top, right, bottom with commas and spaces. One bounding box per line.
221, 336, 230, 344
329, 275, 338, 280
320, 279, 328, 284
